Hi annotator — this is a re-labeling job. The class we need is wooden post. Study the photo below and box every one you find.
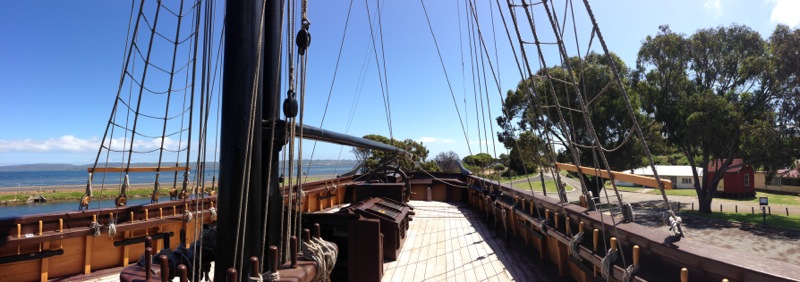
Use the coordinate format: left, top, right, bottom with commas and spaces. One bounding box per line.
752, 207, 755, 214
720, 204, 723, 213
722, 279, 729, 282
269, 246, 279, 273
291, 236, 298, 268
227, 268, 238, 281
144, 247, 152, 281
41, 241, 50, 282
735, 205, 738, 213
610, 237, 617, 251
579, 222, 584, 233
145, 209, 149, 221
178, 264, 188, 282
84, 235, 92, 274
680, 268, 688, 282
160, 208, 163, 219
554, 213, 560, 229
565, 218, 571, 235
249, 256, 260, 279
787, 207, 790, 216
593, 228, 599, 277
633, 245, 640, 267
130, 212, 135, 223
159, 255, 170, 282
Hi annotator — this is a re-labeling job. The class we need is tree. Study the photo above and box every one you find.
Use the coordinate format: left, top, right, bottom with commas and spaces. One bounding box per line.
351, 134, 439, 172
636, 24, 798, 213
498, 52, 650, 198
462, 153, 493, 167
433, 151, 461, 173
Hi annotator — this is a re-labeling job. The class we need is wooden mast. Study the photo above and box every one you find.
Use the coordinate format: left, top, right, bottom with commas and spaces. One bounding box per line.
214, 0, 275, 279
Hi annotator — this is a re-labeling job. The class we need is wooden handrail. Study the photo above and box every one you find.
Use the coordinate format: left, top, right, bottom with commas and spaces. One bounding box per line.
555, 162, 672, 190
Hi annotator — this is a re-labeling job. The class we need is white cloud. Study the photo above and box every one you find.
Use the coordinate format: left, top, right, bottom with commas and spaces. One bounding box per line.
0, 135, 98, 153
770, 0, 800, 27
416, 137, 455, 144
0, 135, 183, 153
704, 0, 722, 17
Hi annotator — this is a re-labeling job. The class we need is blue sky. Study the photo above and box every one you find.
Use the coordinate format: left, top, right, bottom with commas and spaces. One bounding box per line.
1, 0, 798, 165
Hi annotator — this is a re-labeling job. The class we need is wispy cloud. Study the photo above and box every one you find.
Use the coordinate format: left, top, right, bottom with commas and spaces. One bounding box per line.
704, 0, 722, 17
770, 0, 800, 27
0, 135, 184, 153
0, 135, 98, 153
417, 137, 455, 144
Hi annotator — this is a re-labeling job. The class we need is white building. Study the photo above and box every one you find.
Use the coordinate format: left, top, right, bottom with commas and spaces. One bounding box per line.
614, 165, 701, 189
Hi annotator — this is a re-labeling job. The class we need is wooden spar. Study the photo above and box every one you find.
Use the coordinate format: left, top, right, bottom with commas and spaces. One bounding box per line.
87, 166, 189, 173
555, 162, 673, 190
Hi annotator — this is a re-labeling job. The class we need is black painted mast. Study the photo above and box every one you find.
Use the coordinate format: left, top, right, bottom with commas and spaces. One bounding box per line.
214, 0, 270, 279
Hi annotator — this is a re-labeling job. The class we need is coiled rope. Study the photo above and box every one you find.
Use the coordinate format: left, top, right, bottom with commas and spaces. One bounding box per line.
209, 207, 217, 222
263, 271, 280, 281
108, 218, 117, 237
568, 231, 584, 260
623, 263, 640, 282
90, 221, 102, 237
601, 248, 619, 281
301, 237, 338, 282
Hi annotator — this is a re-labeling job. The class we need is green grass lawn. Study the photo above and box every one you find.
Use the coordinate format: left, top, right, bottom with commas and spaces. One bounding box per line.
683, 210, 800, 231
509, 179, 575, 193
611, 186, 644, 192
646, 188, 700, 197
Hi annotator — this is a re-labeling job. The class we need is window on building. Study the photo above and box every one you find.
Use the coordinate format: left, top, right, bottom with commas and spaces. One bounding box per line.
681, 178, 692, 184
744, 174, 750, 187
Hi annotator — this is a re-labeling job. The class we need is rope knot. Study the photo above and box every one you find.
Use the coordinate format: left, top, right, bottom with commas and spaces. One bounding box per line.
108, 219, 117, 237
601, 248, 619, 281
90, 221, 102, 237
184, 211, 193, 223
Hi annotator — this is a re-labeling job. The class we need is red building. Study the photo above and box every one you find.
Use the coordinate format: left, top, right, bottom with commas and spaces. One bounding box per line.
706, 159, 756, 198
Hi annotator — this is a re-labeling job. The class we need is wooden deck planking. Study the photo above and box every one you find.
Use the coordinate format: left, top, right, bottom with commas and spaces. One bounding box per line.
382, 201, 552, 282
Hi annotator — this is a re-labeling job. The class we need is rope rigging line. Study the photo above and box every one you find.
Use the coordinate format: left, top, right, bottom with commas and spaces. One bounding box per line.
230, 0, 267, 271
580, 0, 677, 221
153, 0, 190, 204
419, 0, 473, 156
302, 0, 354, 182
364, 0, 394, 141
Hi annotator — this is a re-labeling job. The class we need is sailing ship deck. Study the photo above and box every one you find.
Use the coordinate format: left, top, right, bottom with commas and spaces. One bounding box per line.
382, 201, 557, 282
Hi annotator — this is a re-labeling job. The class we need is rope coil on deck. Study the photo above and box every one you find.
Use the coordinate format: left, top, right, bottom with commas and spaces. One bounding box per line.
601, 248, 619, 281
302, 237, 338, 282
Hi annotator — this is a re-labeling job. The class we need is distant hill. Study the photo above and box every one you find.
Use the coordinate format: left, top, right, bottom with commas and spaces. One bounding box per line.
0, 159, 358, 172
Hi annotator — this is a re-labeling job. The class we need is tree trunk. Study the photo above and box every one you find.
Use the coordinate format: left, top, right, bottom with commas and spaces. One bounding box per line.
698, 191, 714, 213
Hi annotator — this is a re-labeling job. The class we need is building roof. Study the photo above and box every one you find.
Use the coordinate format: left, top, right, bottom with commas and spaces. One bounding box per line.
706, 159, 745, 173
627, 165, 700, 177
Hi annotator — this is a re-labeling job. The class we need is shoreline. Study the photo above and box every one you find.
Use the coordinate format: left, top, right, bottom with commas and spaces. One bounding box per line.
0, 174, 338, 206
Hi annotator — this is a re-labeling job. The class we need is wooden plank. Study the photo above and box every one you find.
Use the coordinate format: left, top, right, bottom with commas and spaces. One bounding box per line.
84, 236, 92, 274
87, 166, 190, 173
40, 242, 49, 282
556, 162, 673, 190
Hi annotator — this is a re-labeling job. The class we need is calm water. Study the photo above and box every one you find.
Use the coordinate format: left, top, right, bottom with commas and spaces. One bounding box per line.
0, 163, 356, 218
0, 164, 354, 187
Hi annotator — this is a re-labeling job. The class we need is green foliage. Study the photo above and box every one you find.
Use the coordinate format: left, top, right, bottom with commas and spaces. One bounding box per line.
636, 24, 800, 213
498, 52, 652, 197
354, 134, 437, 172
462, 153, 494, 167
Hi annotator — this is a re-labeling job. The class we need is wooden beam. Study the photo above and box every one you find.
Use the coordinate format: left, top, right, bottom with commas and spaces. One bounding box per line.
555, 162, 672, 190
87, 166, 190, 173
